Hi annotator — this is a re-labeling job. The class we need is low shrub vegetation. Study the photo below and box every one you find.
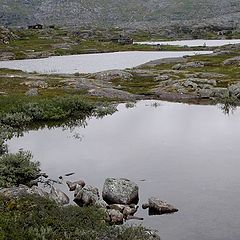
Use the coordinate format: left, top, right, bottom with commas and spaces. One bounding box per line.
0, 195, 157, 240
0, 150, 40, 188
0, 195, 106, 240
0, 125, 15, 156
0, 95, 96, 127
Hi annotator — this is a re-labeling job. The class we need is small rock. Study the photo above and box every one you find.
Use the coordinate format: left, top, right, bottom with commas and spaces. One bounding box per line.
28, 179, 40, 187
198, 72, 225, 79
88, 87, 137, 100
106, 209, 124, 224
229, 83, 240, 98
186, 61, 205, 68
93, 70, 133, 81
109, 204, 126, 212
190, 78, 217, 86
22, 80, 48, 89
37, 172, 48, 178
212, 87, 229, 98
172, 63, 182, 70
142, 203, 150, 209
183, 80, 198, 90
146, 197, 178, 215
95, 199, 108, 208
66, 180, 85, 191
109, 204, 139, 219
74, 184, 84, 197
25, 88, 38, 96
198, 89, 213, 99
74, 185, 99, 207
31, 186, 49, 198
49, 186, 70, 205
155, 74, 170, 81
172, 61, 205, 70
122, 205, 138, 218
223, 56, 240, 66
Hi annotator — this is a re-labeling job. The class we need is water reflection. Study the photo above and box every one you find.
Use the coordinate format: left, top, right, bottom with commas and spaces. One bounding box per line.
217, 96, 239, 115
220, 102, 237, 115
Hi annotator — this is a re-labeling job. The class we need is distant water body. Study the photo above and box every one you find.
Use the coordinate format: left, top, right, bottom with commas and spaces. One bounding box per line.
135, 39, 240, 47
0, 51, 211, 74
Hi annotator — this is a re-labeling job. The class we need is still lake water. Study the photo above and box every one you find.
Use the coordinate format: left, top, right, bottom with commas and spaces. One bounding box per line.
135, 39, 240, 47
0, 51, 211, 74
8, 100, 240, 240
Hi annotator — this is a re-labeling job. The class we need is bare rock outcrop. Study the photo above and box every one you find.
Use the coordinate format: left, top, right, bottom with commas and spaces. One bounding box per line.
0, 184, 69, 205
93, 70, 133, 81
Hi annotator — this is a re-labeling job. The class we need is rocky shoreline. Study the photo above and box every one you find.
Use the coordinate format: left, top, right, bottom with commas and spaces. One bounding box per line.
1, 43, 240, 108
0, 176, 178, 227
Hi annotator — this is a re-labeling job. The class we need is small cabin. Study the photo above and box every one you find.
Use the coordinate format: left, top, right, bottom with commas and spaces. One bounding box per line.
111, 35, 133, 45
28, 24, 43, 30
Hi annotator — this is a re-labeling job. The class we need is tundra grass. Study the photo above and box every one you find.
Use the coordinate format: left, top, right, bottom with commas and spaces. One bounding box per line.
1, 28, 214, 60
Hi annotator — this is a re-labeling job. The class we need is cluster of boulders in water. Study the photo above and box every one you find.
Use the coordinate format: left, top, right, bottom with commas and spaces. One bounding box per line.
71, 177, 178, 224
65, 177, 178, 224
0, 177, 178, 225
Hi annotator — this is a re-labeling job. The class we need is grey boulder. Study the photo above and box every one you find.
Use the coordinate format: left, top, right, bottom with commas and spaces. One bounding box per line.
109, 204, 139, 219
66, 180, 85, 191
143, 197, 178, 215
211, 87, 229, 98
0, 185, 48, 198
49, 186, 70, 205
25, 88, 38, 96
93, 70, 133, 81
229, 83, 240, 98
172, 61, 205, 70
74, 185, 100, 207
102, 178, 139, 205
105, 209, 124, 224
0, 185, 69, 205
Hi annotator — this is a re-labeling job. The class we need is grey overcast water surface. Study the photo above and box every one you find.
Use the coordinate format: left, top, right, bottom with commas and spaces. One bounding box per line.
0, 51, 211, 74
135, 39, 240, 47
8, 100, 240, 240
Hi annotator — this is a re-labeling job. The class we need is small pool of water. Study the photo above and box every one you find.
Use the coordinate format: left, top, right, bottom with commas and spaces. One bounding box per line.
7, 100, 240, 240
135, 39, 240, 47
0, 51, 211, 74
